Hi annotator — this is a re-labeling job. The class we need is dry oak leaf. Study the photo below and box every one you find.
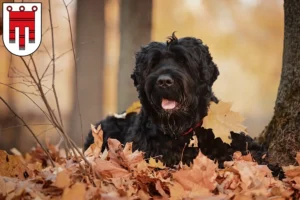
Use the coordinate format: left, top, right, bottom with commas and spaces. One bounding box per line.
0, 176, 17, 196
232, 151, 254, 162
107, 139, 144, 170
148, 157, 166, 169
84, 124, 103, 157
203, 101, 247, 144
54, 170, 71, 189
94, 159, 130, 178
172, 152, 218, 192
296, 152, 300, 165
114, 101, 141, 119
0, 150, 33, 180
226, 160, 275, 193
126, 101, 142, 114
282, 165, 300, 178
122, 142, 145, 170
62, 182, 86, 200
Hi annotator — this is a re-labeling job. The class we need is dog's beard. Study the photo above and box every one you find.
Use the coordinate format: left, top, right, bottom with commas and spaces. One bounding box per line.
144, 75, 200, 137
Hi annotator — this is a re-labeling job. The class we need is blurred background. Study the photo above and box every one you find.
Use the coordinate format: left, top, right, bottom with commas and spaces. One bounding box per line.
0, 0, 283, 152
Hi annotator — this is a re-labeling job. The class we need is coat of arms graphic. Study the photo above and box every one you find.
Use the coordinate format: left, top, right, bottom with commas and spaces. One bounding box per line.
2, 3, 42, 56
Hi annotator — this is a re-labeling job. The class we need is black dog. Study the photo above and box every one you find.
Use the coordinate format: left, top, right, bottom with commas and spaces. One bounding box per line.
85, 33, 283, 177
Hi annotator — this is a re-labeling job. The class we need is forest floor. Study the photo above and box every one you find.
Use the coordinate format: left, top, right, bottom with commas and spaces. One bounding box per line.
0, 102, 299, 199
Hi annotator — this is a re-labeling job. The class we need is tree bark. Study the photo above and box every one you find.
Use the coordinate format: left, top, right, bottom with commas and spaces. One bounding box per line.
260, 0, 300, 166
117, 0, 152, 112
68, 0, 105, 145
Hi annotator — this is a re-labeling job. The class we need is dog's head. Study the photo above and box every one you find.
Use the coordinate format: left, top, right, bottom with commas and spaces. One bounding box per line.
131, 33, 219, 137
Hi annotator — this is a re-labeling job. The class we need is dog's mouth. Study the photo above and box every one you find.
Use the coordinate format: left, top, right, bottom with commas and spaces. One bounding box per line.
161, 98, 179, 110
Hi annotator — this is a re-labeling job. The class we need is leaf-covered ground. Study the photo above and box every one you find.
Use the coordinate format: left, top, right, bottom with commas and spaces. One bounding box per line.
0, 124, 299, 200
0, 102, 299, 199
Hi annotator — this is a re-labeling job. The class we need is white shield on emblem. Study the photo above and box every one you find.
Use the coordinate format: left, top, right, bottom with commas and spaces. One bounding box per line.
2, 3, 42, 56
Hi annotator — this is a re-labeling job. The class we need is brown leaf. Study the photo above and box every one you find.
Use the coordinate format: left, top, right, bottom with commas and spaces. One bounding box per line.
155, 180, 169, 198
84, 124, 104, 157
62, 182, 86, 200
0, 150, 33, 180
0, 176, 16, 196
173, 152, 217, 191
233, 151, 254, 162
296, 152, 300, 165
137, 189, 151, 200
169, 182, 185, 200
94, 159, 130, 178
107, 139, 144, 170
54, 170, 71, 189
283, 165, 300, 178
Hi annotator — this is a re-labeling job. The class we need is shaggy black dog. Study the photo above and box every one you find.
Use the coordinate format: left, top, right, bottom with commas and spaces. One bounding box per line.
85, 33, 283, 178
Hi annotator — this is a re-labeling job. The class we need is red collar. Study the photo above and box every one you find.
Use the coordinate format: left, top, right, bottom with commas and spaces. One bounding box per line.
182, 121, 203, 136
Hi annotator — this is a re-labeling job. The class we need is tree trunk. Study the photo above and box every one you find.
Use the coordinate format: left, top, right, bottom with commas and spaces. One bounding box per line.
68, 0, 105, 145
117, 0, 152, 112
260, 0, 300, 166
0, 18, 2, 35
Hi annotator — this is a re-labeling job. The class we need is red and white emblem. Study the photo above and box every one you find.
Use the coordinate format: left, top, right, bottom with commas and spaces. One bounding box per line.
2, 3, 42, 56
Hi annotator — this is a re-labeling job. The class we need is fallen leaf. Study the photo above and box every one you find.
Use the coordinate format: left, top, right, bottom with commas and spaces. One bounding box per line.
0, 150, 33, 180
155, 180, 169, 198
173, 152, 217, 191
126, 101, 141, 114
94, 159, 130, 178
54, 170, 71, 189
148, 157, 166, 169
203, 101, 247, 144
62, 182, 86, 200
84, 124, 103, 157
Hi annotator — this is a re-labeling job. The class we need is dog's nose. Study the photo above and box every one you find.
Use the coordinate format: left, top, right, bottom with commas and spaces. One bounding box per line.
156, 75, 174, 88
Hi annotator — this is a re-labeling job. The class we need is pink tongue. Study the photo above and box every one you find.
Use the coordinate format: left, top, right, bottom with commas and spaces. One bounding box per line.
161, 99, 177, 110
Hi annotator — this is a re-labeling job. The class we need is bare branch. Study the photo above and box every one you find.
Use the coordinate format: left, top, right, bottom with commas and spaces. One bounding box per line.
56, 48, 72, 60
0, 82, 52, 122
66, 0, 74, 7
41, 60, 53, 80
1, 123, 53, 131
20, 56, 61, 128
36, 126, 56, 137
0, 97, 55, 167
42, 27, 50, 37
62, 0, 84, 150
41, 42, 52, 59
48, 0, 64, 129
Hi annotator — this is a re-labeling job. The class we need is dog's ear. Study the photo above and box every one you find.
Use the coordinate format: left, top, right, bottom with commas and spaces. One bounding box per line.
200, 43, 219, 86
207, 55, 219, 86
131, 42, 165, 89
131, 49, 145, 89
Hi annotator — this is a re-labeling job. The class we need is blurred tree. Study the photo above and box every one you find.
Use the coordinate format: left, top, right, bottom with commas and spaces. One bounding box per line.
0, 0, 20, 152
0, 18, 2, 35
117, 0, 152, 112
260, 0, 300, 166
68, 0, 105, 145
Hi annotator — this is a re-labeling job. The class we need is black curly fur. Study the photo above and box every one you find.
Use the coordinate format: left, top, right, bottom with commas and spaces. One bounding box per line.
84, 34, 283, 179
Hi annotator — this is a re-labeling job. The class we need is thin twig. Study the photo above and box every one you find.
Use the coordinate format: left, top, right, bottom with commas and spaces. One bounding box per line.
20, 57, 61, 128
0, 97, 55, 167
66, 0, 74, 7
41, 60, 53, 80
36, 126, 56, 137
0, 82, 52, 122
41, 42, 52, 59
48, 0, 64, 129
62, 0, 84, 151
1, 123, 53, 131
